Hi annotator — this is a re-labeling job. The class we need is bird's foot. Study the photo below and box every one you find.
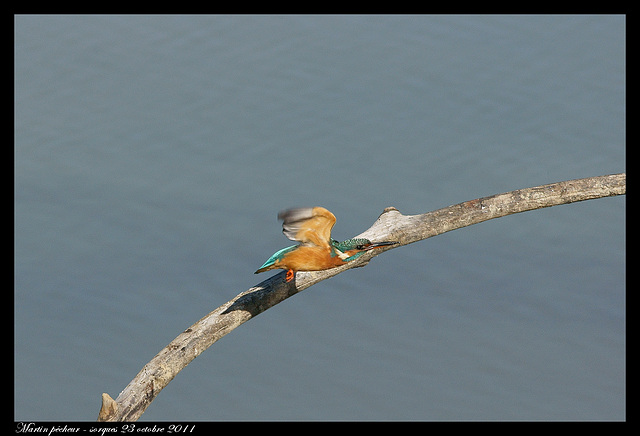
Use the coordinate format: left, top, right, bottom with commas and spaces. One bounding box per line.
285, 269, 295, 282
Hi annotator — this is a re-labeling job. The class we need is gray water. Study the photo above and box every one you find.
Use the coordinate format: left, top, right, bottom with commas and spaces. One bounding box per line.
15, 15, 625, 421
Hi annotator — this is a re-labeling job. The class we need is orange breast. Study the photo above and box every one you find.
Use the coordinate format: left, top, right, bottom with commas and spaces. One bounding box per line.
279, 246, 347, 272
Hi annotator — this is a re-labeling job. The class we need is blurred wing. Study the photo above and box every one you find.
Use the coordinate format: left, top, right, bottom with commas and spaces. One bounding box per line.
278, 207, 336, 248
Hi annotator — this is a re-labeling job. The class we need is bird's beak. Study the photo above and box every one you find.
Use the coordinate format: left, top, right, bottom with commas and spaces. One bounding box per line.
365, 241, 398, 250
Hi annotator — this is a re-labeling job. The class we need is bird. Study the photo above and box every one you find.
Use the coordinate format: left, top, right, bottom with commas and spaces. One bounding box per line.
255, 207, 397, 282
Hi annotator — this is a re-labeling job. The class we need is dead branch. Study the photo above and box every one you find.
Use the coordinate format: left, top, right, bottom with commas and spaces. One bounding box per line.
98, 173, 625, 421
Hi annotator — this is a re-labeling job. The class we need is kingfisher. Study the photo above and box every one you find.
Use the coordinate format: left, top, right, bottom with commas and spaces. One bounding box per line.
255, 207, 397, 282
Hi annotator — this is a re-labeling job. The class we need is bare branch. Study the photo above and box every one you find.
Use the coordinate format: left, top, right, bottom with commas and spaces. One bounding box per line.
98, 173, 625, 421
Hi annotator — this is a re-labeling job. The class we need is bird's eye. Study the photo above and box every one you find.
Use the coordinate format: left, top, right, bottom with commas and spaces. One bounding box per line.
356, 245, 366, 250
